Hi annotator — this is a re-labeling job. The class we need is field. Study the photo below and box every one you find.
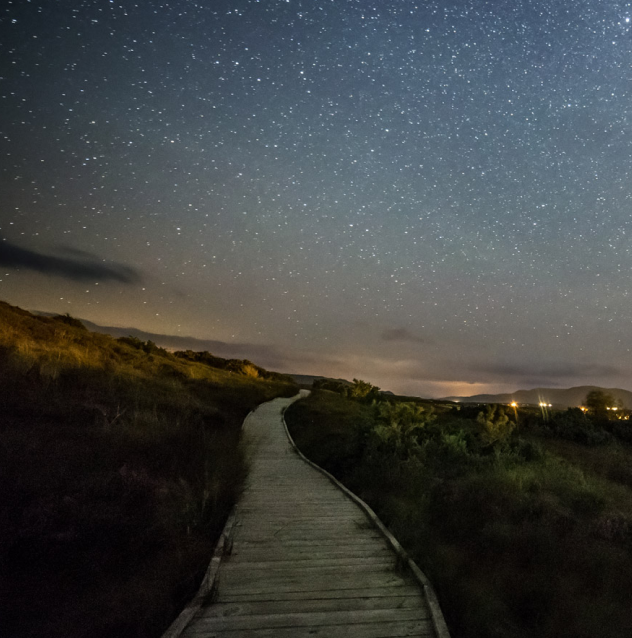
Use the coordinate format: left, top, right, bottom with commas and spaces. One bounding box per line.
0, 301, 297, 638
285, 385, 632, 638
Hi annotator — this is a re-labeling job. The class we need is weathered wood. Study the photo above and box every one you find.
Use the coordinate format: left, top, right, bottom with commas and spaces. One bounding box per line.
192, 608, 428, 631
230, 546, 393, 560
178, 393, 441, 638
217, 571, 411, 596
230, 536, 385, 550
224, 556, 395, 569
215, 585, 426, 604
199, 595, 425, 618
231, 529, 383, 542
183, 620, 434, 637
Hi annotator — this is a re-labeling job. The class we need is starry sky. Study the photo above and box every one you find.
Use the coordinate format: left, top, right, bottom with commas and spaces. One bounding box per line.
2, 0, 632, 398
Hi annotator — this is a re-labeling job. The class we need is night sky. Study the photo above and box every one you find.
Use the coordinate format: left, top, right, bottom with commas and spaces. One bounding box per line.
2, 0, 632, 397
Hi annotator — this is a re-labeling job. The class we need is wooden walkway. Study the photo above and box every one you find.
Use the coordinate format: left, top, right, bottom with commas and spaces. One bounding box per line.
181, 392, 444, 638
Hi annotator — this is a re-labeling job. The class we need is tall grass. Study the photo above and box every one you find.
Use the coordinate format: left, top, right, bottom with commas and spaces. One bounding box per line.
286, 390, 632, 638
0, 301, 296, 638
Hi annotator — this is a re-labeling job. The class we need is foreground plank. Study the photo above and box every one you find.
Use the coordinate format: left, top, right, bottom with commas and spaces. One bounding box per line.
184, 620, 433, 638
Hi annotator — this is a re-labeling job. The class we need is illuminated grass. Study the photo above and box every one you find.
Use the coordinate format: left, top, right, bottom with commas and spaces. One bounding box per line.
286, 390, 632, 638
0, 300, 296, 638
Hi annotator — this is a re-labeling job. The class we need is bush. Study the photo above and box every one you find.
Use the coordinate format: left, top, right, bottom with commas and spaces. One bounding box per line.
549, 408, 613, 446
477, 404, 515, 447
285, 390, 632, 638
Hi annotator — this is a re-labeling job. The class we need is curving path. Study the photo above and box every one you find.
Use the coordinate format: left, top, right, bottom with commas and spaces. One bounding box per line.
181, 391, 445, 638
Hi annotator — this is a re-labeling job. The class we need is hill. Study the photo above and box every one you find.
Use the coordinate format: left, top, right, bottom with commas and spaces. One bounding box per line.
0, 300, 296, 638
443, 385, 632, 408
289, 373, 353, 387
31, 311, 285, 369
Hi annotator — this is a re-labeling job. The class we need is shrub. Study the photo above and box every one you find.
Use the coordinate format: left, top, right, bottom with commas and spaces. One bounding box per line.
285, 389, 632, 638
477, 404, 515, 447
549, 408, 613, 446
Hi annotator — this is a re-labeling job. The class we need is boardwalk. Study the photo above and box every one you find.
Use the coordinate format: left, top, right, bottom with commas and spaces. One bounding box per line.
181, 392, 445, 638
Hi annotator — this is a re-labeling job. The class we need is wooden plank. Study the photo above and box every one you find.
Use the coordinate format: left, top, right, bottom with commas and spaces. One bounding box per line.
236, 507, 357, 515
217, 572, 412, 596
231, 526, 373, 537
183, 620, 434, 637
228, 553, 393, 563
240, 495, 346, 502
198, 595, 426, 618
225, 550, 396, 569
215, 584, 422, 604
233, 537, 386, 547
233, 518, 369, 529
231, 530, 383, 542
222, 555, 395, 574
191, 608, 427, 631
230, 543, 391, 555
220, 562, 401, 581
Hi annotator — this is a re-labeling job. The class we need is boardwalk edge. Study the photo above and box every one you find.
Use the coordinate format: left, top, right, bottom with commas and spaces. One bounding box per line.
160, 396, 296, 638
282, 402, 452, 638
160, 510, 236, 638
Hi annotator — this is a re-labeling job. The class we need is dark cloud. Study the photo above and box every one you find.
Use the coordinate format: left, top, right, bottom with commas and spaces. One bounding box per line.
54, 245, 106, 259
0, 241, 141, 284
363, 357, 626, 389
381, 328, 425, 344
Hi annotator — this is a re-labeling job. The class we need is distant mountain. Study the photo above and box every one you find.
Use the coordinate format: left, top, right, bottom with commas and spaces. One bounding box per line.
442, 385, 632, 409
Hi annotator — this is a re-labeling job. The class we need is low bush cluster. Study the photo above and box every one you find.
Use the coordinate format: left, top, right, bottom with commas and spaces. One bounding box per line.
285, 389, 632, 638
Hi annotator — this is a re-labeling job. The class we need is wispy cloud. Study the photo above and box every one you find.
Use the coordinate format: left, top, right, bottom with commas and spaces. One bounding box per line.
0, 241, 141, 284
468, 361, 623, 386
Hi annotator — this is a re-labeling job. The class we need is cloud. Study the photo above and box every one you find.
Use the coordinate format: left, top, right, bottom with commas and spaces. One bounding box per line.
0, 241, 141, 284
468, 361, 623, 386
380, 327, 424, 344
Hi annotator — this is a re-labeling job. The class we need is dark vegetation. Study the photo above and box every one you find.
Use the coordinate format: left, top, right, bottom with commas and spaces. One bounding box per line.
0, 300, 296, 638
285, 382, 632, 638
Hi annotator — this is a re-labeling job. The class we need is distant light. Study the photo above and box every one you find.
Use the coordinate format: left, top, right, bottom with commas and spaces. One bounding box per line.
510, 402, 518, 408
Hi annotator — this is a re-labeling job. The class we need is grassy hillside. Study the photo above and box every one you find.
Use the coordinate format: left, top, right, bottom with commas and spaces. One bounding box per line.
286, 386, 632, 638
0, 300, 296, 638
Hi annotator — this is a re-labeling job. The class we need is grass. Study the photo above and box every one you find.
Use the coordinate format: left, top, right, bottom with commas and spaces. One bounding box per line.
285, 389, 632, 638
0, 300, 297, 638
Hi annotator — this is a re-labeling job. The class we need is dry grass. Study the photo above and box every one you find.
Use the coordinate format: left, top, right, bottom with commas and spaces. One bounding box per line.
0, 300, 297, 638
